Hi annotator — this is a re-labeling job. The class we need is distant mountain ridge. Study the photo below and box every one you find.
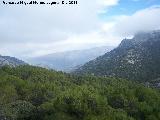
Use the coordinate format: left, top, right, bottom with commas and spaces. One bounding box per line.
27, 46, 114, 72
0, 55, 26, 67
74, 30, 160, 82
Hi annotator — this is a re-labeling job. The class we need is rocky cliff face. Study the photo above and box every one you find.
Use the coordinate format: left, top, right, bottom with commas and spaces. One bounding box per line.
0, 55, 26, 67
74, 30, 160, 83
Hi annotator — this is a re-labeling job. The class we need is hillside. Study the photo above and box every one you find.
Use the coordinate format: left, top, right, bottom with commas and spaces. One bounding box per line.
27, 46, 113, 72
0, 65, 160, 120
0, 55, 26, 67
74, 30, 160, 82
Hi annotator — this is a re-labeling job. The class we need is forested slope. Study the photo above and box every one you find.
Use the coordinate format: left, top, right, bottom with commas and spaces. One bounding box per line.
0, 65, 160, 120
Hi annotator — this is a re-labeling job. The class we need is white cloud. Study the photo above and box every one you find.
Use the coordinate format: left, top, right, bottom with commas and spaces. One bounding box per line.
0, 31, 120, 58
0, 0, 160, 58
100, 0, 119, 6
0, 0, 120, 58
102, 22, 116, 31
111, 6, 160, 37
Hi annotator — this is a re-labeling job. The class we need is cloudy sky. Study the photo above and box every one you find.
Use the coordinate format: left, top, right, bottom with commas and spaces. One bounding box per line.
0, 0, 160, 58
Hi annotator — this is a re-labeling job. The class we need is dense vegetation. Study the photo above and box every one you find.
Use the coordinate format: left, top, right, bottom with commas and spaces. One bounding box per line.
0, 65, 160, 120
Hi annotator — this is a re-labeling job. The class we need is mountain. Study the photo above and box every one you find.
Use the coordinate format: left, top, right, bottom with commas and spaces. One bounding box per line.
27, 46, 114, 72
0, 55, 26, 67
74, 30, 160, 82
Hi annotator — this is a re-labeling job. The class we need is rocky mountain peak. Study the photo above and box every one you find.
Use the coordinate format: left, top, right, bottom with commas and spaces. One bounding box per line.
133, 30, 160, 43
0, 55, 26, 67
118, 30, 160, 48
